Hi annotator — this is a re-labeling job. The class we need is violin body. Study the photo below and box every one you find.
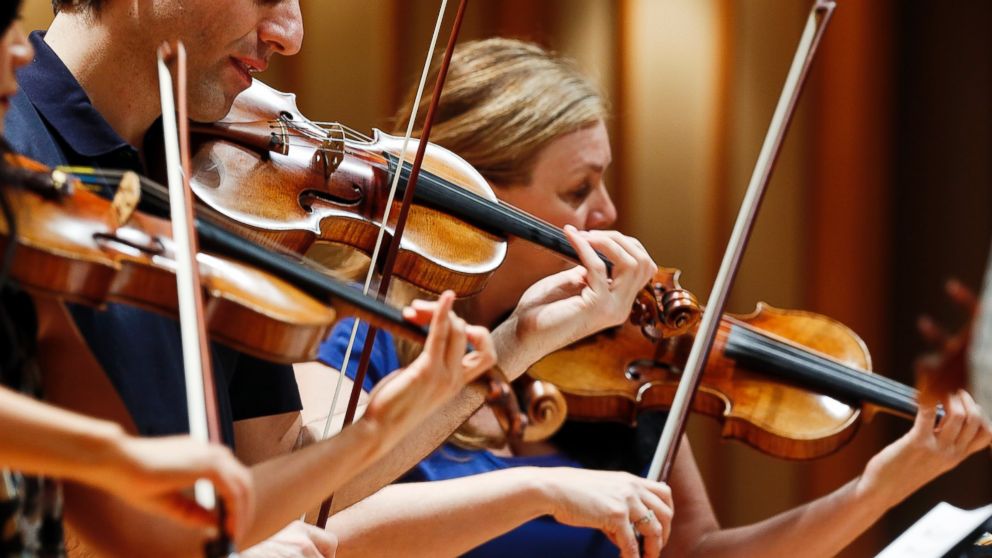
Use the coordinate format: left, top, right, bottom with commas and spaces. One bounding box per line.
188, 81, 506, 297
183, 81, 701, 342
528, 302, 916, 460
1, 155, 527, 438
0, 156, 337, 364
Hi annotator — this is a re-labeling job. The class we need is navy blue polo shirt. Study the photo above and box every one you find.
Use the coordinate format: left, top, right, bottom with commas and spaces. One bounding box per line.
4, 32, 303, 445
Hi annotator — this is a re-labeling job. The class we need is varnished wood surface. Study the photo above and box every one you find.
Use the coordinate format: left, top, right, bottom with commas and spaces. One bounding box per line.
529, 303, 892, 460
190, 80, 506, 297
0, 171, 340, 365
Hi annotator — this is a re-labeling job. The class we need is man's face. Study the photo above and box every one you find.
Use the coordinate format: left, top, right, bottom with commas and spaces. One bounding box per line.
148, 0, 303, 121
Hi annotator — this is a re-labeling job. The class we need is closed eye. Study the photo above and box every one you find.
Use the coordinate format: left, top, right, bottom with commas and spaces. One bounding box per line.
561, 181, 592, 207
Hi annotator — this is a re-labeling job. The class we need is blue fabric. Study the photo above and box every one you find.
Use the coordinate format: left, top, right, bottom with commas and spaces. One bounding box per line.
3, 32, 302, 445
317, 317, 400, 393
319, 320, 619, 557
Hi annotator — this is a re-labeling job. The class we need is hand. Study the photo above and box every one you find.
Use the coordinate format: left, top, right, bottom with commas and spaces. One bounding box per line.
861, 389, 992, 506
916, 278, 979, 400
540, 467, 673, 558
241, 520, 337, 558
496, 226, 657, 378
87, 434, 255, 542
358, 291, 495, 454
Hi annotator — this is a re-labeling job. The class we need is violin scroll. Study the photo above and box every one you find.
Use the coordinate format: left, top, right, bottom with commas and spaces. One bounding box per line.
630, 267, 700, 341
516, 377, 568, 442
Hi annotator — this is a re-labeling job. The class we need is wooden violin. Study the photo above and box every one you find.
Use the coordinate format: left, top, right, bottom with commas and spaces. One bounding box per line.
0, 154, 390, 364
525, 300, 922, 460
0, 155, 524, 436
183, 80, 700, 343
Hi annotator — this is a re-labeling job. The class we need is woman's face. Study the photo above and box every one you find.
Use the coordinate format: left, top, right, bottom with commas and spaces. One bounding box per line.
0, 21, 33, 134
483, 119, 618, 317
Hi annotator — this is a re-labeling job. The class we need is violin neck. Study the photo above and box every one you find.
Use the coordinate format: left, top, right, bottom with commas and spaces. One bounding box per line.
723, 322, 919, 417
387, 155, 612, 271
191, 213, 429, 344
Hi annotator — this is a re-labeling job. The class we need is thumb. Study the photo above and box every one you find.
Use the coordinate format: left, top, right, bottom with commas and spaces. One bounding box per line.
915, 400, 939, 433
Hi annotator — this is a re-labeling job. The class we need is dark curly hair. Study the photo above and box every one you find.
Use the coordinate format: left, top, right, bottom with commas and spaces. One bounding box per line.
52, 0, 102, 15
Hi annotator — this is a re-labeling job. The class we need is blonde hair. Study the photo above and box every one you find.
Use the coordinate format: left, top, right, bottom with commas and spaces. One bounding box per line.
393, 37, 609, 187
378, 38, 609, 450
318, 39, 607, 448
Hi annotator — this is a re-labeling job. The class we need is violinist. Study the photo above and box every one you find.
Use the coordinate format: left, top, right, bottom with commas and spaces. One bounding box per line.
0, 5, 254, 551
4, 1, 497, 556
314, 38, 992, 558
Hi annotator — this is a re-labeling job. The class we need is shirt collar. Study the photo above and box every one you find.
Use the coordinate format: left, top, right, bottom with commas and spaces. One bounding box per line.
17, 31, 134, 159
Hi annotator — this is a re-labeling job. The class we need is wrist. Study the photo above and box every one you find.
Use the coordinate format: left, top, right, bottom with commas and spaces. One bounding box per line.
75, 421, 129, 486
492, 317, 534, 380
346, 415, 391, 464
505, 466, 556, 519
856, 438, 921, 510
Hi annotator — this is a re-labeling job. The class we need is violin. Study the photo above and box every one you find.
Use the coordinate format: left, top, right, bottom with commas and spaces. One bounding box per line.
526, 297, 921, 460
0, 154, 524, 435
183, 80, 700, 343
0, 154, 362, 364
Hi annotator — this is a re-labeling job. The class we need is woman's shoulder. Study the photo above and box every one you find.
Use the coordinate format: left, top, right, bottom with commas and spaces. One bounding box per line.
316, 318, 401, 390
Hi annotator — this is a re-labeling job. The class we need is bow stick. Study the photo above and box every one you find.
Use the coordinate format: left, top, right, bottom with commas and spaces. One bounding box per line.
157, 41, 238, 557
314, 0, 468, 529
647, 0, 837, 483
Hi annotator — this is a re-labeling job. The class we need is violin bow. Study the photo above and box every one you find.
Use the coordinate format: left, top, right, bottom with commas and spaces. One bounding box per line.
314, 0, 468, 529
646, 0, 837, 483
157, 42, 238, 557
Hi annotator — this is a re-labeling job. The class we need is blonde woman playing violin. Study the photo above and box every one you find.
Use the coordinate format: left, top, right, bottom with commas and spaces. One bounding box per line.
307, 38, 992, 558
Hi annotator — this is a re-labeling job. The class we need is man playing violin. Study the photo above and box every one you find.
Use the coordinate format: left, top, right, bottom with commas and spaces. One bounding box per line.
2, 1, 509, 556
0, 6, 257, 553
309, 38, 992, 558
4, 2, 668, 556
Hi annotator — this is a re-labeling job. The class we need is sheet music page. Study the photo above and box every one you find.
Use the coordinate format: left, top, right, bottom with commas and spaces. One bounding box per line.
876, 502, 992, 558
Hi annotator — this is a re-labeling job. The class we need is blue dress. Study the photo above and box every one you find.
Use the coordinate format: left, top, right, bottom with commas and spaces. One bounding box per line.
319, 319, 622, 557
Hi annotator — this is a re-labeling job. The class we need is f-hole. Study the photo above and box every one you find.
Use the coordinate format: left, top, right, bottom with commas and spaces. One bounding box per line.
298, 184, 363, 213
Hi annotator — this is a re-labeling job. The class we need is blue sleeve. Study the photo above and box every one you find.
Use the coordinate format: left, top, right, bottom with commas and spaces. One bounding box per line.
4, 91, 68, 166
317, 318, 400, 393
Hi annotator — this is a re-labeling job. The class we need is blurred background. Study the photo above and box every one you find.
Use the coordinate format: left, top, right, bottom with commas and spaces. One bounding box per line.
22, 0, 992, 555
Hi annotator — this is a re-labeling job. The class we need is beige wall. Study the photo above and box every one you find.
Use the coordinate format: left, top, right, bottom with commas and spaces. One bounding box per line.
22, 0, 53, 31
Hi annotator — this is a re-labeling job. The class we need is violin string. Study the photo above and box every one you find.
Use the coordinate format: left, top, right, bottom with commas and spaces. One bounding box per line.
322, 0, 451, 443
723, 314, 919, 400
318, 122, 374, 143
722, 315, 919, 404
60, 159, 932, 412
260, 120, 589, 258
261, 130, 588, 265
63, 169, 926, 411
272, 121, 374, 145
66, 174, 921, 418
60, 168, 360, 285
275, 125, 578, 244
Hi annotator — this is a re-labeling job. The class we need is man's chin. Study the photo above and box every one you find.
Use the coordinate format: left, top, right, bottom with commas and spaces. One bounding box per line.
187, 90, 239, 123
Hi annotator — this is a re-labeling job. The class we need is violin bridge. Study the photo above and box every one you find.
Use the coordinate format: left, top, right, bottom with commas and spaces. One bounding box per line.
270, 117, 290, 156
311, 123, 346, 179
